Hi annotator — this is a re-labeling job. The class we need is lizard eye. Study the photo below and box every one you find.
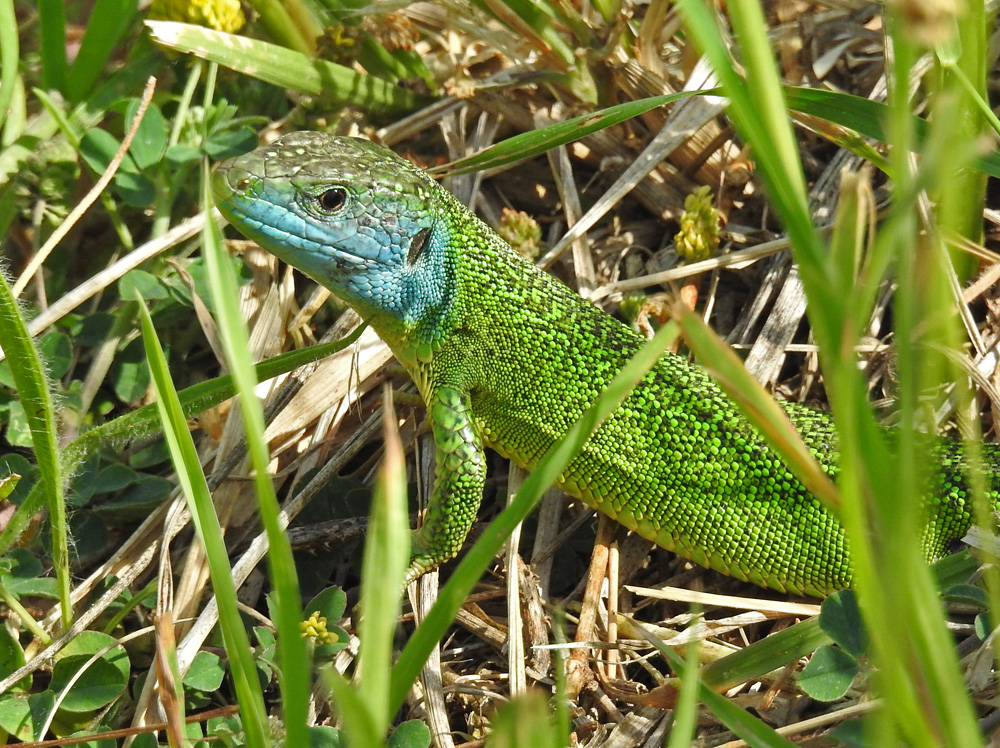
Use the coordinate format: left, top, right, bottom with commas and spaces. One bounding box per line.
318, 187, 347, 212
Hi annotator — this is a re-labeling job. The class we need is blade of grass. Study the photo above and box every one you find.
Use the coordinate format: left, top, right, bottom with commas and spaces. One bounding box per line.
323, 668, 384, 748
437, 85, 1000, 180
699, 618, 829, 691
784, 86, 1000, 178
388, 320, 681, 714
0, 0, 19, 132
0, 272, 71, 630
58, 328, 364, 480
354, 388, 409, 738
64, 0, 138, 102
633, 619, 799, 748
666, 616, 701, 748
199, 156, 310, 745
144, 21, 426, 116
243, 0, 315, 55
432, 90, 703, 176
36, 0, 67, 93
135, 291, 271, 748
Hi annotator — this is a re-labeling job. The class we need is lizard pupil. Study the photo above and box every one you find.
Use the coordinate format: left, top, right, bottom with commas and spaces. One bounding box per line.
408, 228, 431, 265
319, 188, 347, 211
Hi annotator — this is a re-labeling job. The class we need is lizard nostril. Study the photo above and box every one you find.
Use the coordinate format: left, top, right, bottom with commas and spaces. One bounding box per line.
236, 177, 252, 191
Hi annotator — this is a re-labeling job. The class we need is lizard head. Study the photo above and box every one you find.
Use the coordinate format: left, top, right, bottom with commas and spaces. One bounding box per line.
212, 132, 449, 325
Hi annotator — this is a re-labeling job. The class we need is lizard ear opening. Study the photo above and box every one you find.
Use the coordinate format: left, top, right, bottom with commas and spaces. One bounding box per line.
407, 227, 431, 266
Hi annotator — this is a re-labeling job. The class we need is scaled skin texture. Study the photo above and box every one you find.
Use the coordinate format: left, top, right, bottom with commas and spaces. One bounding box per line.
213, 132, 988, 598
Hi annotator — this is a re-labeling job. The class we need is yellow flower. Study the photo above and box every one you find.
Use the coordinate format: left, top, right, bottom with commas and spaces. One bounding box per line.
300, 611, 338, 646
148, 0, 245, 34
674, 185, 722, 263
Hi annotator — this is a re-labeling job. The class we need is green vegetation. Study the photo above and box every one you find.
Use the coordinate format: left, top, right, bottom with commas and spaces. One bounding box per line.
0, 0, 998, 745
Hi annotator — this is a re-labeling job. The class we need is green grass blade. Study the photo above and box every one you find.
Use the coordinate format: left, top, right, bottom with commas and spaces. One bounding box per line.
199, 158, 310, 744
356, 391, 410, 737
64, 0, 138, 102
783, 86, 1000, 178
437, 83, 1000, 180
0, 272, 71, 629
700, 618, 830, 691
243, 0, 315, 55
36, 0, 67, 93
0, 0, 20, 132
57, 329, 364, 490
433, 90, 703, 176
666, 629, 701, 748
324, 668, 384, 748
135, 292, 271, 748
388, 320, 681, 714
144, 21, 426, 115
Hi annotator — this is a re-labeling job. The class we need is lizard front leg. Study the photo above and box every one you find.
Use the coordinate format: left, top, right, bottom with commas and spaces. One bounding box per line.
406, 386, 487, 584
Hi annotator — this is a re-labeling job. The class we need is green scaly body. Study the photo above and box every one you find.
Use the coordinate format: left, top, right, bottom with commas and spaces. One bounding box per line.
213, 132, 989, 598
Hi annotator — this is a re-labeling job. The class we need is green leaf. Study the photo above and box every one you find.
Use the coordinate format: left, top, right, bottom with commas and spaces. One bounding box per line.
87, 463, 148, 495
436, 90, 701, 176
931, 550, 980, 591
111, 337, 151, 404
701, 617, 831, 690
0, 691, 54, 741
120, 270, 170, 301
3, 400, 32, 448
783, 86, 1000, 179
128, 437, 172, 469
308, 725, 345, 748
65, 729, 118, 748
49, 654, 127, 712
37, 0, 67, 93
184, 651, 225, 693
388, 719, 431, 748
0, 473, 18, 501
304, 586, 347, 624
0, 454, 35, 505
113, 170, 156, 207
39, 332, 72, 379
0, 548, 58, 598
126, 99, 168, 170
67, 512, 109, 562
79, 127, 139, 175
91, 475, 173, 520
203, 127, 258, 160
57, 631, 130, 680
941, 584, 988, 607
69, 312, 115, 347
797, 645, 858, 702
165, 144, 202, 166
819, 590, 868, 658
0, 626, 27, 691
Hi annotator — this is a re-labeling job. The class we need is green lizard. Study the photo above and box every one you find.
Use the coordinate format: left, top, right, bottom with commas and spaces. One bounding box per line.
212, 131, 990, 598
